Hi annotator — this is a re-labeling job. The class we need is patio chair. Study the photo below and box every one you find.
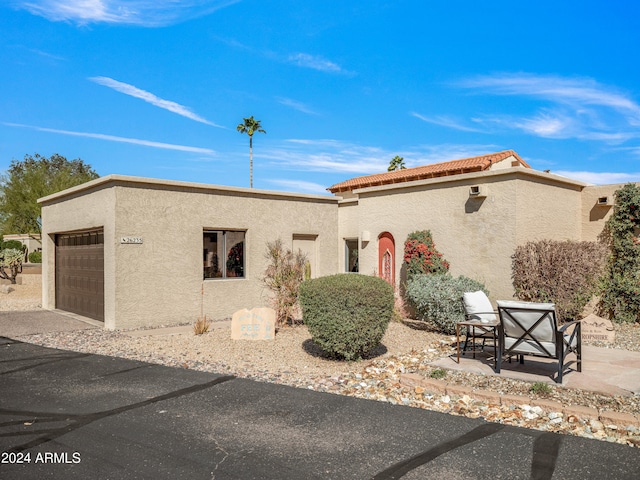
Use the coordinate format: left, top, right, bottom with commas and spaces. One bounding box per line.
496, 300, 582, 383
461, 291, 498, 356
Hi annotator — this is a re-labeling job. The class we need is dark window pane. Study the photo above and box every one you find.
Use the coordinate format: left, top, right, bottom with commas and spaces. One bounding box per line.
203, 231, 221, 278
345, 239, 359, 272
204, 230, 245, 279
225, 231, 245, 278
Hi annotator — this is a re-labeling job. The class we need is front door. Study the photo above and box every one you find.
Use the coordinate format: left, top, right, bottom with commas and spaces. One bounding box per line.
378, 232, 395, 285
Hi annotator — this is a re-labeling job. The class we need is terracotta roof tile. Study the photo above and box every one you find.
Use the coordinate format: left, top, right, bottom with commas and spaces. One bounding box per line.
327, 150, 530, 193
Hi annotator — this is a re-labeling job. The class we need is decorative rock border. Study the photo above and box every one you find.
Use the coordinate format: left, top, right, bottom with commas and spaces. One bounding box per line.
400, 373, 640, 429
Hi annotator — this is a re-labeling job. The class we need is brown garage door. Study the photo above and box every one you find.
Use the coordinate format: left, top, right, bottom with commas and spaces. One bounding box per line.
55, 230, 105, 322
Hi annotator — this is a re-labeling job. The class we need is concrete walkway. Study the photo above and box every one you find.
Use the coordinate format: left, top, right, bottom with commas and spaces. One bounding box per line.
431, 345, 640, 396
122, 320, 231, 337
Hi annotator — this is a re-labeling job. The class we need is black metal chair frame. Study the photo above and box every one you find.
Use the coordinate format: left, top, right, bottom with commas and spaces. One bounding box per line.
497, 304, 582, 383
461, 311, 498, 355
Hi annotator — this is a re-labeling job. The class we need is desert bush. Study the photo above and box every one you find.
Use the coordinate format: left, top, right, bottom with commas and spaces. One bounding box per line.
28, 251, 42, 263
406, 274, 488, 335
403, 230, 449, 280
193, 315, 211, 335
262, 239, 307, 327
299, 274, 394, 360
529, 382, 552, 396
600, 183, 640, 323
512, 240, 607, 322
0, 248, 23, 284
392, 286, 410, 322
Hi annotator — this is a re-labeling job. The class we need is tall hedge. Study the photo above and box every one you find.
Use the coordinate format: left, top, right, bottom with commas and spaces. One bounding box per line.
512, 240, 607, 322
299, 274, 394, 360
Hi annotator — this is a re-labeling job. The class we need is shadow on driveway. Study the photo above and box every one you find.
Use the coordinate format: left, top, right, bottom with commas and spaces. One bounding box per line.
1, 337, 640, 479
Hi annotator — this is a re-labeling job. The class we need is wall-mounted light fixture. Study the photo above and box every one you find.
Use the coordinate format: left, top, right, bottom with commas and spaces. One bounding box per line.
361, 230, 371, 242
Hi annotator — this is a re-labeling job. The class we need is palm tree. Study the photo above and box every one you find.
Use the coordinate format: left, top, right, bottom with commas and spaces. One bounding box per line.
237, 116, 266, 188
388, 155, 406, 172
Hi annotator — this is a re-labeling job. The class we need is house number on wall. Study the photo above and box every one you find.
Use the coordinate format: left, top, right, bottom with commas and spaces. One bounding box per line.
120, 236, 143, 244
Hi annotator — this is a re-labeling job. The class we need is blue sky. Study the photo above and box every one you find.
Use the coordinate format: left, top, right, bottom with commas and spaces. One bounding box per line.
2, 1, 640, 194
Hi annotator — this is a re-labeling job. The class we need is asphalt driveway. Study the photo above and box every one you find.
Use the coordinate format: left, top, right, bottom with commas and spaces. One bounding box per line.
1, 337, 640, 479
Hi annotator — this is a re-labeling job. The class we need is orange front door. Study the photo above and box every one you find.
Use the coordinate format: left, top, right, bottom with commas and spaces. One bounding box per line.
378, 232, 395, 285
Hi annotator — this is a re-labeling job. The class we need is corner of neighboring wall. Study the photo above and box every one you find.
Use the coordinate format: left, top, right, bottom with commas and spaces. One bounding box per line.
581, 184, 621, 241
41, 231, 56, 310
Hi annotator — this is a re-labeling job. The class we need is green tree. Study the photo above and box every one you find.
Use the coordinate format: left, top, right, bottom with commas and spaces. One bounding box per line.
236, 116, 266, 188
387, 155, 406, 172
0, 153, 99, 235
600, 183, 640, 323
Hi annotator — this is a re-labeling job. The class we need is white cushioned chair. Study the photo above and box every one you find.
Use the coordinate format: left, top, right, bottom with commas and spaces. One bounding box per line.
496, 300, 582, 383
461, 291, 498, 357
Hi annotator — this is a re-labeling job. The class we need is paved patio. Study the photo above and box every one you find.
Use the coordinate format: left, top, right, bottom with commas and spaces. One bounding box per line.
431, 344, 640, 396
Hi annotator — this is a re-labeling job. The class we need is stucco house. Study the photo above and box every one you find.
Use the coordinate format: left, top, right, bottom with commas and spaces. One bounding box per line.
2, 233, 42, 257
39, 150, 623, 329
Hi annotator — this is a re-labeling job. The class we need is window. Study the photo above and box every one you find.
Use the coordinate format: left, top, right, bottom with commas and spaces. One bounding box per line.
203, 230, 245, 279
345, 239, 359, 272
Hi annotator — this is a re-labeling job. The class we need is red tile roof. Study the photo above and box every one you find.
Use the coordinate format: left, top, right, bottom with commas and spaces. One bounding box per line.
327, 150, 530, 193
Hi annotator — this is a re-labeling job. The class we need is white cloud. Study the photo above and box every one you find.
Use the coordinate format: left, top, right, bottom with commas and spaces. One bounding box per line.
276, 97, 318, 115
89, 77, 222, 127
4, 122, 216, 154
13, 0, 239, 26
287, 53, 344, 73
411, 112, 483, 132
266, 179, 329, 195
262, 139, 501, 175
554, 170, 640, 185
459, 73, 640, 117
455, 73, 640, 142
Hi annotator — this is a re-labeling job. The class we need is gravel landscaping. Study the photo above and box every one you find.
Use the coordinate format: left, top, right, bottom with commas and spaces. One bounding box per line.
2, 283, 640, 448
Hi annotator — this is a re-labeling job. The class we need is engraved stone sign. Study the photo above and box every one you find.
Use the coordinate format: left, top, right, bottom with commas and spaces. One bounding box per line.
231, 307, 276, 340
581, 314, 615, 343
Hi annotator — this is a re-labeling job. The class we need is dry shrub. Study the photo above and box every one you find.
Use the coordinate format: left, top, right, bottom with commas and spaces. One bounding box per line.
262, 239, 307, 327
512, 240, 607, 322
393, 286, 411, 322
193, 315, 211, 335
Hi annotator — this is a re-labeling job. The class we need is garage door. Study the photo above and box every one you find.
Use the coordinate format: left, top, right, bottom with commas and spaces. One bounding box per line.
55, 230, 105, 322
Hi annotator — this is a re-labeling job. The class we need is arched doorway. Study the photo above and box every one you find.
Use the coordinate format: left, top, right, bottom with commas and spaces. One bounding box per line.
378, 232, 395, 285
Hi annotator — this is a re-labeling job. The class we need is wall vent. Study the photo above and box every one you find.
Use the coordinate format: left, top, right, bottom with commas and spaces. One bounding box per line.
597, 196, 612, 206
469, 185, 487, 197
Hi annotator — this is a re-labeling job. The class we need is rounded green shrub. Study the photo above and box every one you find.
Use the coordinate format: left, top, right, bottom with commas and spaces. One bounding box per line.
299, 274, 394, 361
1, 240, 24, 251
28, 251, 42, 263
406, 274, 488, 335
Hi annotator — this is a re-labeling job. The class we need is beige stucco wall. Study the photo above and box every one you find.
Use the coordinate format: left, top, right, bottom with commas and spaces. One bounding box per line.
514, 176, 582, 245
42, 169, 630, 330
580, 184, 629, 241
41, 176, 339, 330
339, 168, 587, 302
40, 184, 117, 327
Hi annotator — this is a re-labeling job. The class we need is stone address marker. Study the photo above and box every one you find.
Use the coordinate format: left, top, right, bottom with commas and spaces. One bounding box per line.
231, 307, 276, 340
581, 313, 615, 343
